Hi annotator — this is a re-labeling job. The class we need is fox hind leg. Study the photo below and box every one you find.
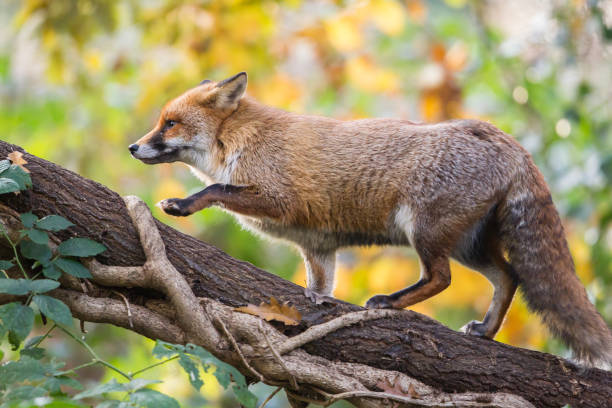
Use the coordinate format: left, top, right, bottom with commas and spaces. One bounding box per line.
462, 259, 517, 338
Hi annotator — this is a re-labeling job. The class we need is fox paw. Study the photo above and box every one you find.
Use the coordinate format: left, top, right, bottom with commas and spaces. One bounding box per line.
157, 198, 191, 217
365, 294, 394, 309
304, 288, 334, 305
461, 320, 492, 338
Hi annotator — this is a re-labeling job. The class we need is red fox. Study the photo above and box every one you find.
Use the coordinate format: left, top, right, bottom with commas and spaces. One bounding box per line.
129, 72, 612, 368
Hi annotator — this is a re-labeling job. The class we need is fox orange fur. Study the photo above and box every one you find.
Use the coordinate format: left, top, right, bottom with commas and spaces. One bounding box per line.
129, 72, 612, 368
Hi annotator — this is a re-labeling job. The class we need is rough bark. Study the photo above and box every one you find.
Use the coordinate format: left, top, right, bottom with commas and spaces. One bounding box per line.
0, 140, 610, 408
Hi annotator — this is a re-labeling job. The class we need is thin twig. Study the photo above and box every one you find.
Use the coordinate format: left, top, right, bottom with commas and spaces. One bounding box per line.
56, 360, 100, 376
30, 323, 57, 348
79, 280, 89, 333
279, 308, 402, 355
259, 320, 299, 390
258, 386, 282, 408
59, 326, 132, 381
112, 290, 133, 329
314, 387, 509, 408
215, 316, 266, 383
131, 355, 180, 377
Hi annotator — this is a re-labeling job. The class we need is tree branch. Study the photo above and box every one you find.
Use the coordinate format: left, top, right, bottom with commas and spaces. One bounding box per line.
0, 140, 610, 408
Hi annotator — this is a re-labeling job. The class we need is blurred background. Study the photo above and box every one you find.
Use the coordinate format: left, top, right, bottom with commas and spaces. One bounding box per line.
1, 0, 611, 407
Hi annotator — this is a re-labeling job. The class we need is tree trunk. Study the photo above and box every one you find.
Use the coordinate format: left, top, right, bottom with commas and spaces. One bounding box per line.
0, 140, 610, 408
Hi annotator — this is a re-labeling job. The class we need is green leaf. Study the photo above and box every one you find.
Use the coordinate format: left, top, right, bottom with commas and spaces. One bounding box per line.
0, 178, 20, 194
53, 258, 92, 278
0, 356, 49, 383
129, 389, 180, 408
42, 264, 62, 280
96, 401, 123, 408
30, 279, 60, 293
1, 165, 32, 190
57, 376, 84, 390
0, 260, 14, 270
152, 340, 184, 359
187, 343, 257, 408
33, 295, 72, 326
230, 383, 258, 408
0, 160, 10, 174
0, 303, 34, 348
26, 228, 49, 245
124, 379, 161, 392
0, 278, 32, 295
74, 379, 126, 399
19, 212, 38, 229
24, 335, 45, 348
4, 385, 47, 401
20, 347, 45, 360
43, 400, 89, 408
43, 375, 84, 394
0, 278, 58, 295
19, 240, 52, 263
57, 238, 106, 257
36, 215, 74, 232
178, 354, 203, 390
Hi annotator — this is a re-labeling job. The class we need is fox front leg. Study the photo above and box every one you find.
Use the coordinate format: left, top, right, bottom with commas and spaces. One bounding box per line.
159, 183, 282, 218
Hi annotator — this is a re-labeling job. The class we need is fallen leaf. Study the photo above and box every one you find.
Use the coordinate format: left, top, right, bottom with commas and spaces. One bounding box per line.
407, 383, 419, 398
376, 375, 420, 399
235, 297, 301, 326
8, 151, 29, 173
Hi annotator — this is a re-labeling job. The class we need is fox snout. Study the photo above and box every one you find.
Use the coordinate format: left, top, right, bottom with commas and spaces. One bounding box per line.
128, 135, 181, 165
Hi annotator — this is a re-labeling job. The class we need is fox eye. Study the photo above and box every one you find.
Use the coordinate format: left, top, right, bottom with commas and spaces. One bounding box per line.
165, 120, 176, 128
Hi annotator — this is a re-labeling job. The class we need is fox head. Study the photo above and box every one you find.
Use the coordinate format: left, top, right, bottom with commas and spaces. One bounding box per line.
129, 72, 248, 171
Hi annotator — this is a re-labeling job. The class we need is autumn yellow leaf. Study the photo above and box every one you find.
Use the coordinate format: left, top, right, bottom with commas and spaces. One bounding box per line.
235, 297, 302, 326
8, 151, 29, 173
346, 56, 399, 93
368, 0, 406, 36
325, 14, 363, 52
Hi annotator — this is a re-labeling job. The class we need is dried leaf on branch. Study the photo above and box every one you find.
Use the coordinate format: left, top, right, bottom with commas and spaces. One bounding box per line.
8, 151, 29, 173
235, 297, 301, 326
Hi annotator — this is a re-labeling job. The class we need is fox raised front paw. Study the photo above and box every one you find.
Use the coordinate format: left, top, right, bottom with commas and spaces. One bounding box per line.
157, 198, 192, 217
365, 294, 394, 309
460, 320, 492, 338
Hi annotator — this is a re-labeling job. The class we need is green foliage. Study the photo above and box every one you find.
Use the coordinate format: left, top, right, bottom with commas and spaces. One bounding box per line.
33, 295, 73, 327
36, 215, 75, 232
153, 341, 258, 408
0, 163, 31, 191
0, 279, 59, 295
53, 258, 92, 278
0, 178, 20, 195
0, 303, 34, 348
57, 238, 106, 257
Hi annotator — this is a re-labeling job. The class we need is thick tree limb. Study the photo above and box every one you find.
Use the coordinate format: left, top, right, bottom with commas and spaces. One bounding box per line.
0, 141, 610, 407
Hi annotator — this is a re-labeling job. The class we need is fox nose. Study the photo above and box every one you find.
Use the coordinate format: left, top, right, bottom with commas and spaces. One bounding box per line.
128, 144, 139, 154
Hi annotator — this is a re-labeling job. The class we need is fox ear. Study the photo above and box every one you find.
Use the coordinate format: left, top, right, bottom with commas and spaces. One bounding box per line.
212, 72, 247, 110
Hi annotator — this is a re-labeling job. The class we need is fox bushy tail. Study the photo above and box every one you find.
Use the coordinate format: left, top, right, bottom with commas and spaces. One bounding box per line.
499, 169, 612, 368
